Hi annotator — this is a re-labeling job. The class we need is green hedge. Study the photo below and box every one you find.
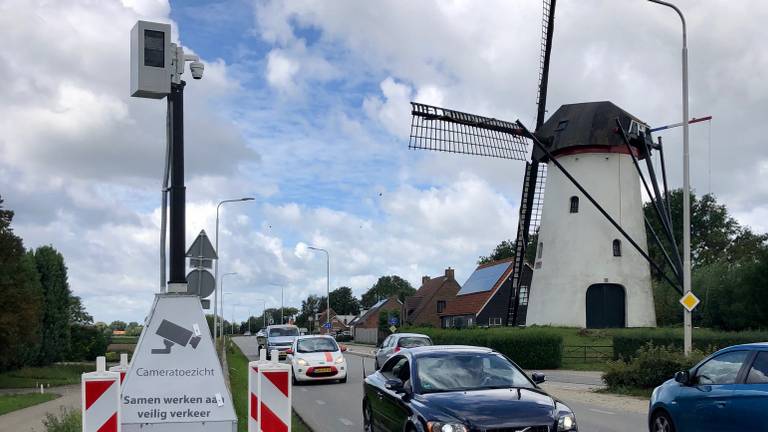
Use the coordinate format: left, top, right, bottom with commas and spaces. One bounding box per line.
406, 327, 563, 369
604, 343, 707, 390
613, 328, 768, 360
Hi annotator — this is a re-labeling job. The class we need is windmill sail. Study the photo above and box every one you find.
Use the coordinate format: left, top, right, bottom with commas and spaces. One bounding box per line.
507, 0, 556, 326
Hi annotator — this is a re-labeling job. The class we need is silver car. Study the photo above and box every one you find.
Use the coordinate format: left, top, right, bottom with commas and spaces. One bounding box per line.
373, 333, 432, 369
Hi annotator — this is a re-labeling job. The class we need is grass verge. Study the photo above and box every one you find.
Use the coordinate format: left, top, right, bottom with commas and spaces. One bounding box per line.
0, 364, 93, 389
227, 341, 312, 431
596, 386, 653, 399
0, 392, 59, 415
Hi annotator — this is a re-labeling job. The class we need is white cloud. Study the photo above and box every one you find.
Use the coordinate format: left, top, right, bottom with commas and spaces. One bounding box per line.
266, 49, 300, 93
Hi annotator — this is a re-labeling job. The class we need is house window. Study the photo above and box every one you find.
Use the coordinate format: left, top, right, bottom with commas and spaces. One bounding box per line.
613, 239, 622, 257
437, 301, 446, 314
519, 285, 529, 306
569, 196, 579, 213
489, 317, 502, 326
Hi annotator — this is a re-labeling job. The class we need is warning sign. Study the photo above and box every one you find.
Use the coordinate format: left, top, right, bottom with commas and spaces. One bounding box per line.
121, 294, 236, 432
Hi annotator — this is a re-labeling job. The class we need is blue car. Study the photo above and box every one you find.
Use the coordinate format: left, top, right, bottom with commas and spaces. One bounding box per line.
362, 345, 578, 432
649, 342, 768, 432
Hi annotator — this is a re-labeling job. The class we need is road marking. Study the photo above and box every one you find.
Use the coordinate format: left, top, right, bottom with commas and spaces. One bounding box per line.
316, 400, 326, 405
340, 418, 354, 426
300, 388, 308, 392
588, 408, 615, 415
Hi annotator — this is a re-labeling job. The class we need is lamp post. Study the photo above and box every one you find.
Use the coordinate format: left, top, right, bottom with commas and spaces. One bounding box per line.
252, 298, 266, 333
307, 246, 330, 334
220, 272, 236, 355
213, 197, 254, 347
232, 303, 241, 336
648, 0, 692, 356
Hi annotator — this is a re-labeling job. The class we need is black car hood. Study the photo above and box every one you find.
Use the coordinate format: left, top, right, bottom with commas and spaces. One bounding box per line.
415, 388, 556, 429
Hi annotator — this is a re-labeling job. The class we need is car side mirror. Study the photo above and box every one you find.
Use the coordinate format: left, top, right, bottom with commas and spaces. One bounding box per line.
674, 370, 690, 385
340, 344, 348, 352
532, 372, 546, 384
385, 378, 405, 393
285, 348, 293, 355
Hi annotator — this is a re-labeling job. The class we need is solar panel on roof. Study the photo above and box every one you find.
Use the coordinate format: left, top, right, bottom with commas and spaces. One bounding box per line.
457, 261, 511, 295
370, 299, 387, 310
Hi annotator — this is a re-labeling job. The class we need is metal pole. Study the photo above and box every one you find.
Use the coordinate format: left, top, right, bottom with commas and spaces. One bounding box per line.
168, 82, 186, 284
648, 0, 691, 356
308, 246, 330, 334
281, 286, 284, 324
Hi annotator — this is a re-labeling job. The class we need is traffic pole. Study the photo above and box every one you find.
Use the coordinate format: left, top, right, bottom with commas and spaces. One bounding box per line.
82, 356, 121, 432
167, 81, 186, 285
258, 352, 292, 432
108, 353, 130, 384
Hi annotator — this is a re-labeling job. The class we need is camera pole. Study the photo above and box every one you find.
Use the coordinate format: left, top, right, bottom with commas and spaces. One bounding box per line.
168, 81, 186, 284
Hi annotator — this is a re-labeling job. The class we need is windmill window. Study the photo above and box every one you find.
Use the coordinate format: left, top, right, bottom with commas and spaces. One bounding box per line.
537, 243, 543, 259
555, 120, 569, 132
519, 285, 529, 306
569, 196, 579, 213
612, 239, 622, 257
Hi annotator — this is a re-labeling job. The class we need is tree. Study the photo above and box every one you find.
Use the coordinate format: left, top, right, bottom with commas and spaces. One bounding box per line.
295, 294, 325, 329
34, 245, 73, 365
361, 276, 415, 308
109, 321, 128, 331
478, 234, 538, 266
329, 287, 361, 315
69, 296, 93, 325
0, 196, 44, 371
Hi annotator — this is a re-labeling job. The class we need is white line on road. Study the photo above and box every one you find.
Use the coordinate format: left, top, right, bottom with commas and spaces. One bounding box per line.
316, 400, 326, 405
588, 408, 616, 415
340, 418, 354, 426
300, 388, 308, 392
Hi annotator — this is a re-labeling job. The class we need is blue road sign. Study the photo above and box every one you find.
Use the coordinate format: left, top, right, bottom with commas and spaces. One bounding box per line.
388, 317, 399, 326
323, 322, 332, 329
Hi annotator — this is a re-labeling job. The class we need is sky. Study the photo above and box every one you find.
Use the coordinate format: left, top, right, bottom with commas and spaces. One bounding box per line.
1, 0, 766, 323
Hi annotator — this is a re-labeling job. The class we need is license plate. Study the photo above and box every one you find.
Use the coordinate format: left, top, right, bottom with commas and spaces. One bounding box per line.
315, 367, 332, 373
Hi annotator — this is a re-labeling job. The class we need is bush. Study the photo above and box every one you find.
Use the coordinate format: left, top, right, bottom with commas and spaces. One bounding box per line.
66, 324, 108, 361
613, 328, 768, 360
335, 334, 353, 342
604, 343, 707, 390
407, 327, 563, 369
43, 407, 81, 432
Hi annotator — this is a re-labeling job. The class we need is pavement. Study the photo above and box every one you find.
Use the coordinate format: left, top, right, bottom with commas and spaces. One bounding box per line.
0, 385, 80, 432
235, 336, 650, 432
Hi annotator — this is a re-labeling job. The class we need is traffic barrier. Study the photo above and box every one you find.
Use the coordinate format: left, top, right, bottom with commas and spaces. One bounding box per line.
258, 350, 292, 432
248, 349, 269, 432
108, 353, 130, 384
82, 356, 121, 432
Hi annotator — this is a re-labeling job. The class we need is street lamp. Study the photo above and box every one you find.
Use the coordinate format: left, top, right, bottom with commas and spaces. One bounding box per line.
252, 299, 266, 334
232, 303, 241, 336
648, 0, 692, 356
220, 272, 237, 353
213, 197, 254, 347
307, 246, 330, 334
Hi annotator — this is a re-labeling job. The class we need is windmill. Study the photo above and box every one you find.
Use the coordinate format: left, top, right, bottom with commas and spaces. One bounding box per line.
408, 1, 684, 328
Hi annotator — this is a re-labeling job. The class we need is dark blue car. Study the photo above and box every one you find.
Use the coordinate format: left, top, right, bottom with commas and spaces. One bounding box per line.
649, 342, 768, 432
362, 345, 578, 432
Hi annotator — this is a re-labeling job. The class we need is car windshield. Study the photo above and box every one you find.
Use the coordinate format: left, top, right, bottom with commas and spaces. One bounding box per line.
416, 353, 534, 393
398, 337, 431, 348
269, 327, 299, 337
297, 338, 338, 353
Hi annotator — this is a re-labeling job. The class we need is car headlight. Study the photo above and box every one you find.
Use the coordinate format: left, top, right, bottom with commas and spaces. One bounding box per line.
335, 356, 344, 364
296, 358, 308, 366
558, 413, 577, 431
427, 422, 468, 432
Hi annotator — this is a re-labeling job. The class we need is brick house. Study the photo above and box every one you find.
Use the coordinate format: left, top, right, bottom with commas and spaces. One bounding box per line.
316, 308, 350, 334
403, 267, 461, 327
352, 296, 403, 344
440, 258, 534, 328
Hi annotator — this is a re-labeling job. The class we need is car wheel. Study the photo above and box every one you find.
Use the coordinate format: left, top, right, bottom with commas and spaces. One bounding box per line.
339, 375, 347, 384
651, 411, 676, 432
292, 372, 298, 386
362, 399, 374, 432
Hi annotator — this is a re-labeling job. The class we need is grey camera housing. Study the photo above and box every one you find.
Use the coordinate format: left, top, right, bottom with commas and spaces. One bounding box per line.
189, 61, 204, 80
130, 20, 172, 98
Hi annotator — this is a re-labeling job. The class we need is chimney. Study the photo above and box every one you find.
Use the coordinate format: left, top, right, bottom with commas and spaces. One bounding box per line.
422, 275, 430, 285
445, 267, 455, 280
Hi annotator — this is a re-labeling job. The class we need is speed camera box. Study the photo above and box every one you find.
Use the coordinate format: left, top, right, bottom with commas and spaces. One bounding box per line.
130, 20, 172, 98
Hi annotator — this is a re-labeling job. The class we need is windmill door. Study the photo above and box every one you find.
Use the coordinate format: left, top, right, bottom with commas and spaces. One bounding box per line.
586, 284, 626, 328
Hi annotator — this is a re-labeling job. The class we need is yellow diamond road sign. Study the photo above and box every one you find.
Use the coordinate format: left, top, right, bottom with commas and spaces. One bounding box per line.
389, 325, 398, 333
680, 291, 701, 312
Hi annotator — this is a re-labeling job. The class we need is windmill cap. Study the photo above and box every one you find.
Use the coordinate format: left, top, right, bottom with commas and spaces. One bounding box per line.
533, 101, 653, 162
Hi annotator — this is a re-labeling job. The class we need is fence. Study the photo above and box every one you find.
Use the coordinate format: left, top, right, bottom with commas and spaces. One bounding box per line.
354, 328, 378, 345
562, 345, 613, 362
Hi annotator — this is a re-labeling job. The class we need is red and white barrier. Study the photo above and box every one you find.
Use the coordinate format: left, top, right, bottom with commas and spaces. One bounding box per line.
108, 353, 130, 384
248, 349, 268, 432
253, 349, 292, 432
82, 356, 121, 432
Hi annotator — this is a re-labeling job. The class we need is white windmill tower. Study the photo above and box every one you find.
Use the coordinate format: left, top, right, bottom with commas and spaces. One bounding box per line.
524, 102, 657, 328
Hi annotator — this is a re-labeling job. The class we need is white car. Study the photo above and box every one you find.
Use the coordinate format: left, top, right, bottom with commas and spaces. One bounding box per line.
287, 335, 348, 384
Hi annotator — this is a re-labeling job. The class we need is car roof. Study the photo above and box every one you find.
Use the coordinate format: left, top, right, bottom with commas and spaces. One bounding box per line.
295, 335, 335, 340
392, 333, 431, 338
406, 345, 495, 357
720, 342, 768, 351
267, 324, 297, 329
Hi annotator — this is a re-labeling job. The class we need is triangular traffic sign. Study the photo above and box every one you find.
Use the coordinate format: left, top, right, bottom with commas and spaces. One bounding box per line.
186, 230, 218, 259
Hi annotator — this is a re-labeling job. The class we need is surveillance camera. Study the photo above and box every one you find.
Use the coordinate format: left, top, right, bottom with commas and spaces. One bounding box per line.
189, 61, 204, 80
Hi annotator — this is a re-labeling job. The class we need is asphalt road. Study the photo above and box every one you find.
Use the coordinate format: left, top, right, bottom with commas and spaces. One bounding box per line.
233, 337, 647, 431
